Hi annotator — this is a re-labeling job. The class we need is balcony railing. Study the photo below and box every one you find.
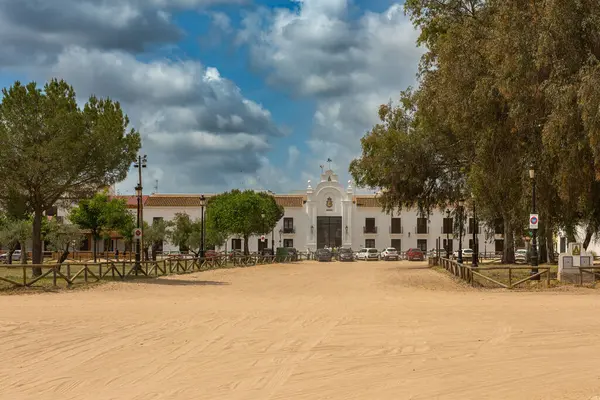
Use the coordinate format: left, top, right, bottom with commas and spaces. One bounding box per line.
363, 226, 378, 234
415, 226, 429, 234
389, 226, 403, 234
282, 227, 295, 234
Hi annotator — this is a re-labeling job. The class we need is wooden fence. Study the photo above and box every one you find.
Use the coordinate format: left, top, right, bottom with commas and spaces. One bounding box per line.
0, 254, 296, 289
438, 258, 551, 288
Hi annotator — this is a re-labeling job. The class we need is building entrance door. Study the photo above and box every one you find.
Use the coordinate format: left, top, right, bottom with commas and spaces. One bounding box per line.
317, 216, 342, 248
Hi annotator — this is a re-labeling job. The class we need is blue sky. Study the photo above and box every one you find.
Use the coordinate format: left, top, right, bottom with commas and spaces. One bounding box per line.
0, 0, 423, 194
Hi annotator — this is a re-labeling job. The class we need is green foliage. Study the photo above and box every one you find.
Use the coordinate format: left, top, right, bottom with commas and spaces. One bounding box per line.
0, 79, 141, 264
45, 220, 84, 262
167, 213, 202, 254
69, 192, 133, 261
0, 218, 31, 264
141, 219, 168, 259
206, 190, 284, 254
354, 0, 600, 263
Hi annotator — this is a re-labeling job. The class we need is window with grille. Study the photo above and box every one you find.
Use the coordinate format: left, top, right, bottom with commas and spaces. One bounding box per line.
416, 218, 428, 234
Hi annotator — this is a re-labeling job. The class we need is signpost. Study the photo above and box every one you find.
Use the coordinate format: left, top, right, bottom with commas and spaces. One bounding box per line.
133, 228, 142, 241
529, 214, 539, 230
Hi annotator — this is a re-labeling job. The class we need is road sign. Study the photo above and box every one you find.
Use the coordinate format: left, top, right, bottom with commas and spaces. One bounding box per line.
529, 214, 539, 230
133, 228, 142, 240
260, 235, 266, 242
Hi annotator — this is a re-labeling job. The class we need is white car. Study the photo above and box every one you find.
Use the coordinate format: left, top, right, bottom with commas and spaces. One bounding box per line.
0, 250, 21, 262
453, 248, 473, 259
380, 247, 399, 261
356, 248, 380, 261
515, 249, 528, 264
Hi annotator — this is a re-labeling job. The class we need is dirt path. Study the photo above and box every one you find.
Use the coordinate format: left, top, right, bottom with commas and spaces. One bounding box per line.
1, 261, 600, 400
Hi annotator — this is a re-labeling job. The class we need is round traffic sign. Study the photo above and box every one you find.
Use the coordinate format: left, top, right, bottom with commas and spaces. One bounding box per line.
530, 216, 538, 225
133, 228, 142, 239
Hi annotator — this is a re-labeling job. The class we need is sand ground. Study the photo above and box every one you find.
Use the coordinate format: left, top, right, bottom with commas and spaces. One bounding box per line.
1, 260, 600, 400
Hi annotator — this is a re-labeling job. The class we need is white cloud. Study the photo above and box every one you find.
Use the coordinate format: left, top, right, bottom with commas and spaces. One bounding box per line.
287, 145, 300, 168
239, 0, 424, 187
42, 47, 284, 193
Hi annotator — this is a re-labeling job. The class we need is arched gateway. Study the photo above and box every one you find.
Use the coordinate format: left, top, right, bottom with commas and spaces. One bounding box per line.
305, 170, 353, 249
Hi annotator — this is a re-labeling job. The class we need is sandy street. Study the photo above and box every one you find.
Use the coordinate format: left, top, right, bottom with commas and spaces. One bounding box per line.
1, 261, 600, 400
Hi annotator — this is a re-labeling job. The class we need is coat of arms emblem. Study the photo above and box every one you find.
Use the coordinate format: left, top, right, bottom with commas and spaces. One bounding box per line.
326, 197, 333, 208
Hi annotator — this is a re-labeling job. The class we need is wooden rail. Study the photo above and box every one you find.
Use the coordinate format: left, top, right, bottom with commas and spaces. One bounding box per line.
0, 254, 296, 289
439, 258, 551, 288
578, 267, 600, 285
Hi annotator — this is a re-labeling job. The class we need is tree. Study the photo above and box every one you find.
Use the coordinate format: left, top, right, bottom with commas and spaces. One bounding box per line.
45, 220, 84, 263
0, 219, 31, 264
0, 79, 141, 273
206, 190, 284, 255
69, 192, 133, 262
141, 219, 168, 260
352, 0, 600, 264
117, 213, 136, 259
167, 213, 202, 255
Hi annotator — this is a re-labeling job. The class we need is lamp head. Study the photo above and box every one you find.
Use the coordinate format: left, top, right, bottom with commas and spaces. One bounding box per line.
529, 164, 535, 179
199, 194, 206, 207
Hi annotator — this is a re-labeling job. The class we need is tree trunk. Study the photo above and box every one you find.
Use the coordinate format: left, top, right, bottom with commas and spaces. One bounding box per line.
59, 250, 70, 264
143, 247, 149, 261
151, 244, 158, 261
565, 225, 577, 243
21, 241, 29, 265
244, 235, 249, 255
546, 223, 555, 263
502, 218, 515, 264
7, 249, 14, 265
93, 235, 97, 263
538, 219, 547, 264
32, 208, 43, 276
583, 225, 594, 250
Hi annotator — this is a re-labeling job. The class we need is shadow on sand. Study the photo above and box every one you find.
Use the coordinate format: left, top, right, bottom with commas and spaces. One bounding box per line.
126, 278, 231, 287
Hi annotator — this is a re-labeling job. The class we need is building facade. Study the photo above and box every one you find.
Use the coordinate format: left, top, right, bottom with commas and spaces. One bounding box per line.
54, 169, 501, 255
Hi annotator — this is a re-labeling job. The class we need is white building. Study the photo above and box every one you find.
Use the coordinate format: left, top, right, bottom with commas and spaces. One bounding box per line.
56, 169, 501, 255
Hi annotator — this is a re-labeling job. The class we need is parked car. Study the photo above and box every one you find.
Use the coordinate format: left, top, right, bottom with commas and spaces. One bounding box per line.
406, 248, 424, 261
365, 248, 380, 261
355, 248, 367, 260
0, 250, 21, 263
453, 248, 474, 259
380, 247, 399, 261
316, 248, 333, 262
337, 248, 354, 261
515, 248, 528, 264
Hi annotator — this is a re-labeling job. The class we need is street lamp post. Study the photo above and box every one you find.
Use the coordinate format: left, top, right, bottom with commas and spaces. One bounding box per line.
472, 194, 478, 268
133, 155, 147, 260
445, 209, 451, 258
261, 213, 265, 253
199, 195, 206, 258
279, 228, 283, 246
458, 200, 464, 264
135, 184, 142, 274
529, 165, 539, 278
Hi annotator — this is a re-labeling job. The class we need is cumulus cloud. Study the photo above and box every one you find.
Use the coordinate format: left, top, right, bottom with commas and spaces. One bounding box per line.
42, 47, 285, 193
0, 0, 244, 67
238, 0, 423, 185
